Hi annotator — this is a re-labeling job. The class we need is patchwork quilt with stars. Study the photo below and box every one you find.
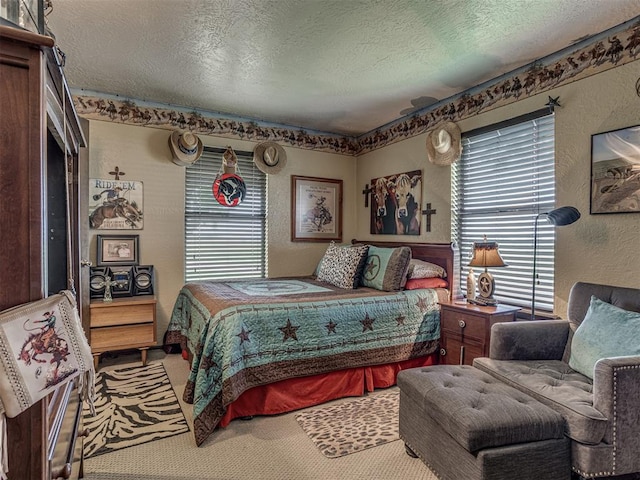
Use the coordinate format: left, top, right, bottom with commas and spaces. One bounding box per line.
165, 277, 444, 446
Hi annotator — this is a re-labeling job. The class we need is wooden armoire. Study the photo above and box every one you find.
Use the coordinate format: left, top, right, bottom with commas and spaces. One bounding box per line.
0, 24, 90, 480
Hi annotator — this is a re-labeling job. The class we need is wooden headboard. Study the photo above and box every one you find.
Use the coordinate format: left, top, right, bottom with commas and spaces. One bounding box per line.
352, 239, 460, 300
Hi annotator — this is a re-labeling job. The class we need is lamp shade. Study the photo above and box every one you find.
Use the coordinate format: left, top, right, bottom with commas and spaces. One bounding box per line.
468, 240, 507, 268
546, 206, 581, 226
531, 205, 581, 320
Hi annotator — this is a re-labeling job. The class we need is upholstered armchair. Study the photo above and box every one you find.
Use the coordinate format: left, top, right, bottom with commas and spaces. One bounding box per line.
473, 282, 640, 479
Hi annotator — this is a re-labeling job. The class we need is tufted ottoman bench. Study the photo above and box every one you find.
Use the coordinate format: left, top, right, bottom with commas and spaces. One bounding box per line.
398, 365, 570, 480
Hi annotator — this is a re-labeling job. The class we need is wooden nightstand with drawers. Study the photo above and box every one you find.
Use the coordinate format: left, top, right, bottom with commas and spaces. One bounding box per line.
89, 296, 157, 369
439, 301, 519, 366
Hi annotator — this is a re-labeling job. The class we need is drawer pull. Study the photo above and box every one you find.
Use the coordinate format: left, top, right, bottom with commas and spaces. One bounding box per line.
440, 348, 446, 356
458, 320, 466, 328
459, 346, 465, 365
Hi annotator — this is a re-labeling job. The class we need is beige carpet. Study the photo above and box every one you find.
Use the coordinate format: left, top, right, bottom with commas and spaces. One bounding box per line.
296, 391, 400, 458
82, 350, 438, 480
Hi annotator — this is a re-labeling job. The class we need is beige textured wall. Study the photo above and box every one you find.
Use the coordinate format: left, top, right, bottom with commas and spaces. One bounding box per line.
87, 59, 640, 341
87, 121, 355, 337
357, 59, 640, 316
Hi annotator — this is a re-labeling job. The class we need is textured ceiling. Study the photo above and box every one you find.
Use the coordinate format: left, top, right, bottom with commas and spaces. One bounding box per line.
46, 0, 640, 136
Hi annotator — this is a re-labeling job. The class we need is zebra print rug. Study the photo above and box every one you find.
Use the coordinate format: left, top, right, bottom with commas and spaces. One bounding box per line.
83, 362, 189, 458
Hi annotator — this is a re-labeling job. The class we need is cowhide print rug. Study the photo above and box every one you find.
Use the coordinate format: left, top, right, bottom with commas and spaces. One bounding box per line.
295, 390, 399, 458
83, 362, 189, 458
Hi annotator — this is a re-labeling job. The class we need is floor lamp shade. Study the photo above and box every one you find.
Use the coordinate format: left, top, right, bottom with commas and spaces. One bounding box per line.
531, 206, 580, 320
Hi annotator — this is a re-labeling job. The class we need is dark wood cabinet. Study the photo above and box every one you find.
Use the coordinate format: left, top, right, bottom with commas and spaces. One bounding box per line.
439, 301, 519, 366
1, 25, 88, 480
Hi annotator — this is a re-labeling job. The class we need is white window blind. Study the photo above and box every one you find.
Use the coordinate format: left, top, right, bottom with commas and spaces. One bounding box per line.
185, 147, 267, 282
452, 111, 556, 311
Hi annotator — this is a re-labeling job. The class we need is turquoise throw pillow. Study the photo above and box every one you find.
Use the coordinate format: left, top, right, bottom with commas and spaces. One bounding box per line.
569, 296, 640, 379
362, 246, 411, 291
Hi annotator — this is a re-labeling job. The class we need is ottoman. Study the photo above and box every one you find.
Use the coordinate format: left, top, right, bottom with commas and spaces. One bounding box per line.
398, 365, 570, 480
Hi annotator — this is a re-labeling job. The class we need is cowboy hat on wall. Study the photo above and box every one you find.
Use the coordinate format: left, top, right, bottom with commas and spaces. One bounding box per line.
426, 121, 462, 166
253, 141, 287, 174
168, 130, 204, 166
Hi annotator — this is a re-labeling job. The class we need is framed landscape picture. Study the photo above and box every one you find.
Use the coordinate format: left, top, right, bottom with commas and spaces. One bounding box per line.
591, 125, 640, 214
291, 176, 342, 242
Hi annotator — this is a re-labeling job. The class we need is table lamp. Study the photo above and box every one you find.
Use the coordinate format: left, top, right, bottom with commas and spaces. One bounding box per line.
468, 236, 507, 306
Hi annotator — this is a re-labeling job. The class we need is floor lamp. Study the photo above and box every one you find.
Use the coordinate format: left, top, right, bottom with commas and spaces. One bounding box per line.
531, 206, 581, 320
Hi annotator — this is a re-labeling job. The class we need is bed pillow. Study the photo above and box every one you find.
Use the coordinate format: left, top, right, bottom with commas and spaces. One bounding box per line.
317, 242, 369, 289
406, 259, 447, 279
568, 296, 640, 379
404, 277, 449, 290
361, 246, 412, 291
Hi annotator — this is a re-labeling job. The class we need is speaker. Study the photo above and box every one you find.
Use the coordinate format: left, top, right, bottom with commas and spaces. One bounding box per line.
89, 266, 111, 299
132, 265, 154, 296
109, 266, 133, 297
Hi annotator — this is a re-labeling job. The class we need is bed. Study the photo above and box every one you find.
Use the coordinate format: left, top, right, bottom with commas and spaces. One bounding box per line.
165, 240, 459, 446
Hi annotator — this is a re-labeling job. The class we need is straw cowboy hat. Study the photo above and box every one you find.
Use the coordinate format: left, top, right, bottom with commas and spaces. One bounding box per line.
426, 121, 462, 166
169, 130, 203, 166
253, 142, 287, 174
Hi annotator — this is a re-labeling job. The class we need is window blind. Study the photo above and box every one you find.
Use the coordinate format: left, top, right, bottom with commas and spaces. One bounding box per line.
184, 147, 267, 282
452, 112, 556, 311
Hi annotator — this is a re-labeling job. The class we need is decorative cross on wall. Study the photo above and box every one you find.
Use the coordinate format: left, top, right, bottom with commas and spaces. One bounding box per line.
421, 203, 437, 232
362, 183, 374, 208
109, 166, 125, 180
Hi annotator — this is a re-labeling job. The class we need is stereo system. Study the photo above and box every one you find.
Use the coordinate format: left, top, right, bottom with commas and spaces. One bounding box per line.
90, 265, 155, 299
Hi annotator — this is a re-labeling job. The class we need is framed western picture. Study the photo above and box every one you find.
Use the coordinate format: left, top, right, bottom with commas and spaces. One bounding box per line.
291, 176, 342, 242
591, 124, 640, 214
97, 235, 139, 266
370, 170, 422, 235
89, 178, 144, 229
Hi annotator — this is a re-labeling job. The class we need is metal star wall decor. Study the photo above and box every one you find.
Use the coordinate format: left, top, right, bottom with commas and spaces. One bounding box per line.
545, 96, 561, 112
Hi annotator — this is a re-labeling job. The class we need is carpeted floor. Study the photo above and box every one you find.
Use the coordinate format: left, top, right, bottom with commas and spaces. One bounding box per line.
82, 350, 438, 480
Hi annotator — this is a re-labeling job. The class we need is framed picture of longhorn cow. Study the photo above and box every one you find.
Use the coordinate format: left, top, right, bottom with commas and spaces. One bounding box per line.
291, 176, 342, 242
370, 169, 422, 235
89, 178, 144, 229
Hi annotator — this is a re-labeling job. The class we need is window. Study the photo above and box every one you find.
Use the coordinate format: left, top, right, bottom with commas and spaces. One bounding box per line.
452, 111, 555, 311
185, 147, 267, 282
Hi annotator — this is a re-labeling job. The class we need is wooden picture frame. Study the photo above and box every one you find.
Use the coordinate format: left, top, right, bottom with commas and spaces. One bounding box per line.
591, 124, 640, 214
291, 176, 342, 242
97, 234, 139, 266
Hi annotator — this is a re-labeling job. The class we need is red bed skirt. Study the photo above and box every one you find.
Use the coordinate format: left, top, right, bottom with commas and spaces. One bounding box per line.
215, 354, 438, 428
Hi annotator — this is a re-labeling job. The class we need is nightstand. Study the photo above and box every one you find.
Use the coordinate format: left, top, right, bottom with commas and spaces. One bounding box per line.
89, 296, 157, 369
439, 301, 519, 366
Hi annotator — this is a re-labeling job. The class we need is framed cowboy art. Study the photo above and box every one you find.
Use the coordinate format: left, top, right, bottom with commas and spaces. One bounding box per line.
89, 178, 144, 229
291, 176, 342, 242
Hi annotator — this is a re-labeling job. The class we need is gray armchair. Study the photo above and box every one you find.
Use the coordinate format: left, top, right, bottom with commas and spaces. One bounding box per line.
473, 282, 640, 479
